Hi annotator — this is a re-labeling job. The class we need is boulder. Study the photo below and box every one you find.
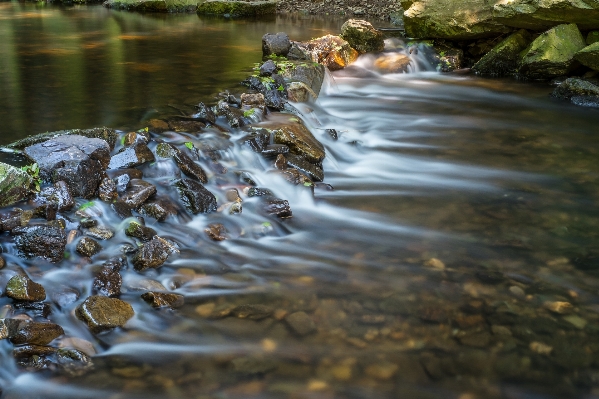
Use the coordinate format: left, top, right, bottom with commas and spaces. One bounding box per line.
4, 319, 64, 345
24, 135, 110, 199
108, 142, 155, 170
6, 127, 117, 151
174, 179, 217, 214
303, 35, 359, 71
472, 30, 532, 76
76, 296, 134, 333
132, 237, 178, 271
197, 0, 277, 16
0, 162, 34, 208
13, 225, 67, 263
5, 275, 46, 302
552, 78, 599, 99
518, 23, 586, 79
104, 0, 198, 11
493, 0, 599, 31
262, 32, 291, 57
403, 0, 511, 39
340, 19, 385, 54
575, 42, 599, 71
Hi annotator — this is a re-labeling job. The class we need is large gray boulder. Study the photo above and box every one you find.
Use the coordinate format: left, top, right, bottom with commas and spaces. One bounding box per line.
472, 29, 532, 76
403, 0, 511, 39
0, 162, 33, 208
24, 135, 110, 199
575, 42, 599, 71
493, 0, 599, 31
518, 23, 586, 79
403, 0, 599, 40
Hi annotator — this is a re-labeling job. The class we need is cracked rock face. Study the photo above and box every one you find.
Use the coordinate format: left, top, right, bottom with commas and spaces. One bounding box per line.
24, 135, 110, 199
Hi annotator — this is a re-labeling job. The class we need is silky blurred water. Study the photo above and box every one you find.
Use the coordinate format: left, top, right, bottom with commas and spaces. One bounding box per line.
1, 3, 599, 399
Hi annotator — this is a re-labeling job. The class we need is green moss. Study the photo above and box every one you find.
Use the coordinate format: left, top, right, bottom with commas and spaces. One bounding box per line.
0, 162, 34, 207
575, 42, 599, 71
472, 29, 531, 76
196, 0, 276, 16
518, 23, 586, 79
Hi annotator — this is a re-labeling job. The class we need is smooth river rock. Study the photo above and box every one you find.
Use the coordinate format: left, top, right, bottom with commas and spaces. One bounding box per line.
76, 296, 134, 333
174, 179, 217, 214
5, 275, 46, 302
4, 319, 64, 345
132, 237, 178, 271
340, 19, 384, 54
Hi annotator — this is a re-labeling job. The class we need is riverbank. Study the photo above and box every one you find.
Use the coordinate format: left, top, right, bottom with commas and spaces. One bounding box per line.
276, 0, 402, 21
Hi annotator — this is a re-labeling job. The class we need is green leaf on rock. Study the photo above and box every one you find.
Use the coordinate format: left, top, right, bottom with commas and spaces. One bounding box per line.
79, 201, 95, 211
184, 142, 194, 150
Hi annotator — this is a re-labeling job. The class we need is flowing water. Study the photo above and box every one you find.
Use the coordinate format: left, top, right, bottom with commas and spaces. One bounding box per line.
1, 3, 599, 399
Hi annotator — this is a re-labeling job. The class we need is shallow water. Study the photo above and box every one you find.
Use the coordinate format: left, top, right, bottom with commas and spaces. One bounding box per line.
1, 4, 599, 399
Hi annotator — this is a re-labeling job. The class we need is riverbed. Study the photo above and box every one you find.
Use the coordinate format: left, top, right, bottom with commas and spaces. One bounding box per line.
1, 3, 599, 399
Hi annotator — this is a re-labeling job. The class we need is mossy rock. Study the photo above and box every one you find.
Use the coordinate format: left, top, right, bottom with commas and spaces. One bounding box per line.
575, 42, 599, 71
518, 23, 586, 80
0, 162, 33, 208
196, 0, 276, 16
105, 0, 198, 12
472, 29, 531, 76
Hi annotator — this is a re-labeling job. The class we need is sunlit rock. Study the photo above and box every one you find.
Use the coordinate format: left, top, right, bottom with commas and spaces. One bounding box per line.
518, 23, 586, 79
303, 35, 358, 71
373, 53, 411, 73
493, 0, 599, 31
340, 19, 384, 54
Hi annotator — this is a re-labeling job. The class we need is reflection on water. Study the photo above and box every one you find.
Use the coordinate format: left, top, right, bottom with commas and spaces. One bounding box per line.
1, 3, 599, 399
0, 3, 351, 144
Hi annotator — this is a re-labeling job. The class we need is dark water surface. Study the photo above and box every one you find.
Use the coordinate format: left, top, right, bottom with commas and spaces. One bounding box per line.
1, 3, 599, 399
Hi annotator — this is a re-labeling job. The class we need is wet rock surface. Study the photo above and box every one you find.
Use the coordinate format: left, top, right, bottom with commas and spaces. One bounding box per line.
6, 275, 46, 302
5, 319, 64, 345
92, 258, 124, 297
0, 162, 34, 208
76, 237, 102, 257
108, 141, 155, 169
141, 292, 184, 308
174, 179, 217, 214
24, 135, 110, 198
132, 237, 178, 271
76, 296, 134, 333
13, 225, 67, 263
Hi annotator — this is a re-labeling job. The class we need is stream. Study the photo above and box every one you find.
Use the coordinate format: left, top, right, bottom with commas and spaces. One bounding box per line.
1, 3, 599, 399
